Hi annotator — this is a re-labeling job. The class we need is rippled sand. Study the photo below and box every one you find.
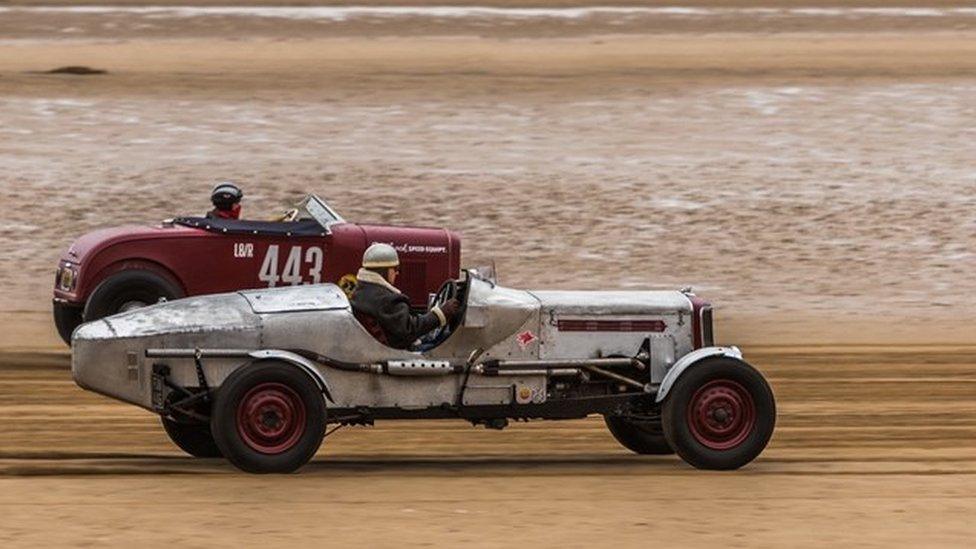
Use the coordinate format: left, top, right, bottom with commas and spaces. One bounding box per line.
1, 347, 975, 546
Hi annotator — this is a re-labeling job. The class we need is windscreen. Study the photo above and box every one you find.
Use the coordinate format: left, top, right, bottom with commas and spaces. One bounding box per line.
298, 195, 345, 228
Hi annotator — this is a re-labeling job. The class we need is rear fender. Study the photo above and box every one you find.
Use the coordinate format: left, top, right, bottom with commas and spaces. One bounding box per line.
655, 346, 743, 403
247, 349, 334, 403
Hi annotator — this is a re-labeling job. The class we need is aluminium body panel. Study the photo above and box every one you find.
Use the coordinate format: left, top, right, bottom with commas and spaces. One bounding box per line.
72, 278, 702, 413
71, 292, 264, 408
241, 284, 349, 313
530, 290, 693, 371
427, 277, 541, 361
316, 368, 544, 408
72, 278, 549, 410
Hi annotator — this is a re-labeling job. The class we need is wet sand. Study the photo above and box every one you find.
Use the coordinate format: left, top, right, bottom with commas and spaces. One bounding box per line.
1, 346, 975, 547
4, 4, 976, 38
1, 31, 975, 346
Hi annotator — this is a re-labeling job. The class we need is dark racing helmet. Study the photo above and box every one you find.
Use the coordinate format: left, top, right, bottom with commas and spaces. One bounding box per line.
211, 182, 243, 211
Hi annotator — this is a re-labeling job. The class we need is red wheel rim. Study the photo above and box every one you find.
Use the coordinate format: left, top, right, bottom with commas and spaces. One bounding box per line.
686, 379, 756, 451
236, 382, 306, 454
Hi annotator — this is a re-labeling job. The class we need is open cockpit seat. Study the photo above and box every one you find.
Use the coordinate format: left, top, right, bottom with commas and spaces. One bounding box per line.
353, 309, 390, 346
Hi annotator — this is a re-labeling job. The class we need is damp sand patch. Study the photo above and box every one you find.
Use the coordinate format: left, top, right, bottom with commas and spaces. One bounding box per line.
40, 66, 107, 75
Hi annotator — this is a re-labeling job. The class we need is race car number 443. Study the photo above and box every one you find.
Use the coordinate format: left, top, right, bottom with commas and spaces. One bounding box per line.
257, 244, 323, 287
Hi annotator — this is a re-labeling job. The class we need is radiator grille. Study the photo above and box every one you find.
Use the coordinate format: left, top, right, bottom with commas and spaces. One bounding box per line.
397, 261, 427, 307
701, 307, 714, 347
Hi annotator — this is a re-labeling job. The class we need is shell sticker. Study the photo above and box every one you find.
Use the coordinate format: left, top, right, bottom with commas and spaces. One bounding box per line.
338, 273, 358, 298
516, 330, 537, 349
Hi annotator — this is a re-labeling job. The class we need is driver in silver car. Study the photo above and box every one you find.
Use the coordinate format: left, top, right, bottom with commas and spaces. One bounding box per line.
350, 243, 460, 350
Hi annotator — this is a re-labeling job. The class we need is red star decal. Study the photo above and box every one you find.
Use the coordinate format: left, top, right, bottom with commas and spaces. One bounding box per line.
516, 330, 537, 349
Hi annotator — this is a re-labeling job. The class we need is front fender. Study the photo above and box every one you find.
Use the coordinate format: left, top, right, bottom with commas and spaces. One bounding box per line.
655, 346, 743, 403
248, 349, 334, 403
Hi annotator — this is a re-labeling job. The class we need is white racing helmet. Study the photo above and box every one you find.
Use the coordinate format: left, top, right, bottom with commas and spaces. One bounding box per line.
362, 243, 399, 269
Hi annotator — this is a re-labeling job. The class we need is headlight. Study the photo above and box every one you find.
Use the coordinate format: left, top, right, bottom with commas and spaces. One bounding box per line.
58, 264, 78, 291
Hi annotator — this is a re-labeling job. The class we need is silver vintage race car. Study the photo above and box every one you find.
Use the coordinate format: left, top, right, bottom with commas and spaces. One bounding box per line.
72, 269, 776, 473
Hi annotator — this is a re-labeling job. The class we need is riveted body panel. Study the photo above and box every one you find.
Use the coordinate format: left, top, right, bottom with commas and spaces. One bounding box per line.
72, 274, 731, 416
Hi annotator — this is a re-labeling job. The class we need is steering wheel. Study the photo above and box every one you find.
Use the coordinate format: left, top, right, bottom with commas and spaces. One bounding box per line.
433, 279, 458, 309
422, 279, 458, 348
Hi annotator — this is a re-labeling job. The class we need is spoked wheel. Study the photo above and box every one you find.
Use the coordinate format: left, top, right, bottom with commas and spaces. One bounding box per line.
160, 416, 222, 458
604, 415, 674, 455
211, 362, 325, 473
662, 357, 775, 470
53, 301, 84, 346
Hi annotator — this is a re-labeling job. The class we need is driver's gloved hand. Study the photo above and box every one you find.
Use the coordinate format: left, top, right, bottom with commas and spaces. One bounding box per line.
439, 298, 461, 323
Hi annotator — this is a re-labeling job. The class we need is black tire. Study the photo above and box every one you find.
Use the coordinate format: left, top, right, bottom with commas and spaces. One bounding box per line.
662, 357, 776, 470
83, 270, 183, 321
53, 301, 84, 345
211, 361, 325, 474
604, 415, 674, 455
160, 416, 223, 458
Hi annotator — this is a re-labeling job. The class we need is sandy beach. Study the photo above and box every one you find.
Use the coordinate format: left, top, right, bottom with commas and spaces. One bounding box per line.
0, 2, 974, 546
2, 346, 975, 547
1, 29, 975, 346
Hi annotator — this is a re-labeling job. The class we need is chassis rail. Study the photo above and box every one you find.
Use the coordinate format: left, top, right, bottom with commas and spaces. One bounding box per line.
147, 347, 657, 426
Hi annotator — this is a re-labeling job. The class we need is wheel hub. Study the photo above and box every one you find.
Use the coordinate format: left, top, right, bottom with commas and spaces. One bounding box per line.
261, 410, 283, 430
686, 379, 756, 451
236, 382, 306, 454
712, 407, 729, 423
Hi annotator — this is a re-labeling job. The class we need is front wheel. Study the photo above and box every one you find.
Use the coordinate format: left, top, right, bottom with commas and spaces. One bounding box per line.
211, 362, 325, 473
662, 357, 775, 470
604, 415, 674, 455
83, 270, 183, 322
160, 416, 222, 458
53, 301, 84, 345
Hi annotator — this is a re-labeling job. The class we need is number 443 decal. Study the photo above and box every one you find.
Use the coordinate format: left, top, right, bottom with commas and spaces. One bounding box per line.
258, 245, 324, 287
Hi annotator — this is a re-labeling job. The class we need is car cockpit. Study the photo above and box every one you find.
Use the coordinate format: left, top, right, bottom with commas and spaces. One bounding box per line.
354, 270, 478, 352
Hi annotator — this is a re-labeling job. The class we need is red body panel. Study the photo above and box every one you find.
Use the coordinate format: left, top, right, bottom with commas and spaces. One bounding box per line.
55, 221, 461, 309
556, 319, 667, 333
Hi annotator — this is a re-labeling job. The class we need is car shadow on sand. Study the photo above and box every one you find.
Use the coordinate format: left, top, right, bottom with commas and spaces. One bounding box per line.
0, 453, 684, 477
303, 454, 683, 476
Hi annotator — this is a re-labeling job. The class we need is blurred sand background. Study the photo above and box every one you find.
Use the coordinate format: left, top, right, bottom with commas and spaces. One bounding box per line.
0, 2, 974, 547
1, 0, 975, 348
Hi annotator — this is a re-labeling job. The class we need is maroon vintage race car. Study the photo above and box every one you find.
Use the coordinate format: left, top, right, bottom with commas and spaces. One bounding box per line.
52, 194, 461, 345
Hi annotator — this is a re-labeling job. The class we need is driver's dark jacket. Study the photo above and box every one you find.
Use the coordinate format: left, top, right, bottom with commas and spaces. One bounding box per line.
350, 278, 442, 350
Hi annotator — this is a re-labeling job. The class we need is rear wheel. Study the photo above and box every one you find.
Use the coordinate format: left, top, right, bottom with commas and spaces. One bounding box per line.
160, 416, 222, 458
604, 415, 674, 455
211, 362, 325, 473
83, 270, 183, 322
662, 357, 775, 470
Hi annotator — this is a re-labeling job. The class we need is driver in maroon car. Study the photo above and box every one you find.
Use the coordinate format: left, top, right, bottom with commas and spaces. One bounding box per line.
206, 182, 244, 220
351, 243, 460, 349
